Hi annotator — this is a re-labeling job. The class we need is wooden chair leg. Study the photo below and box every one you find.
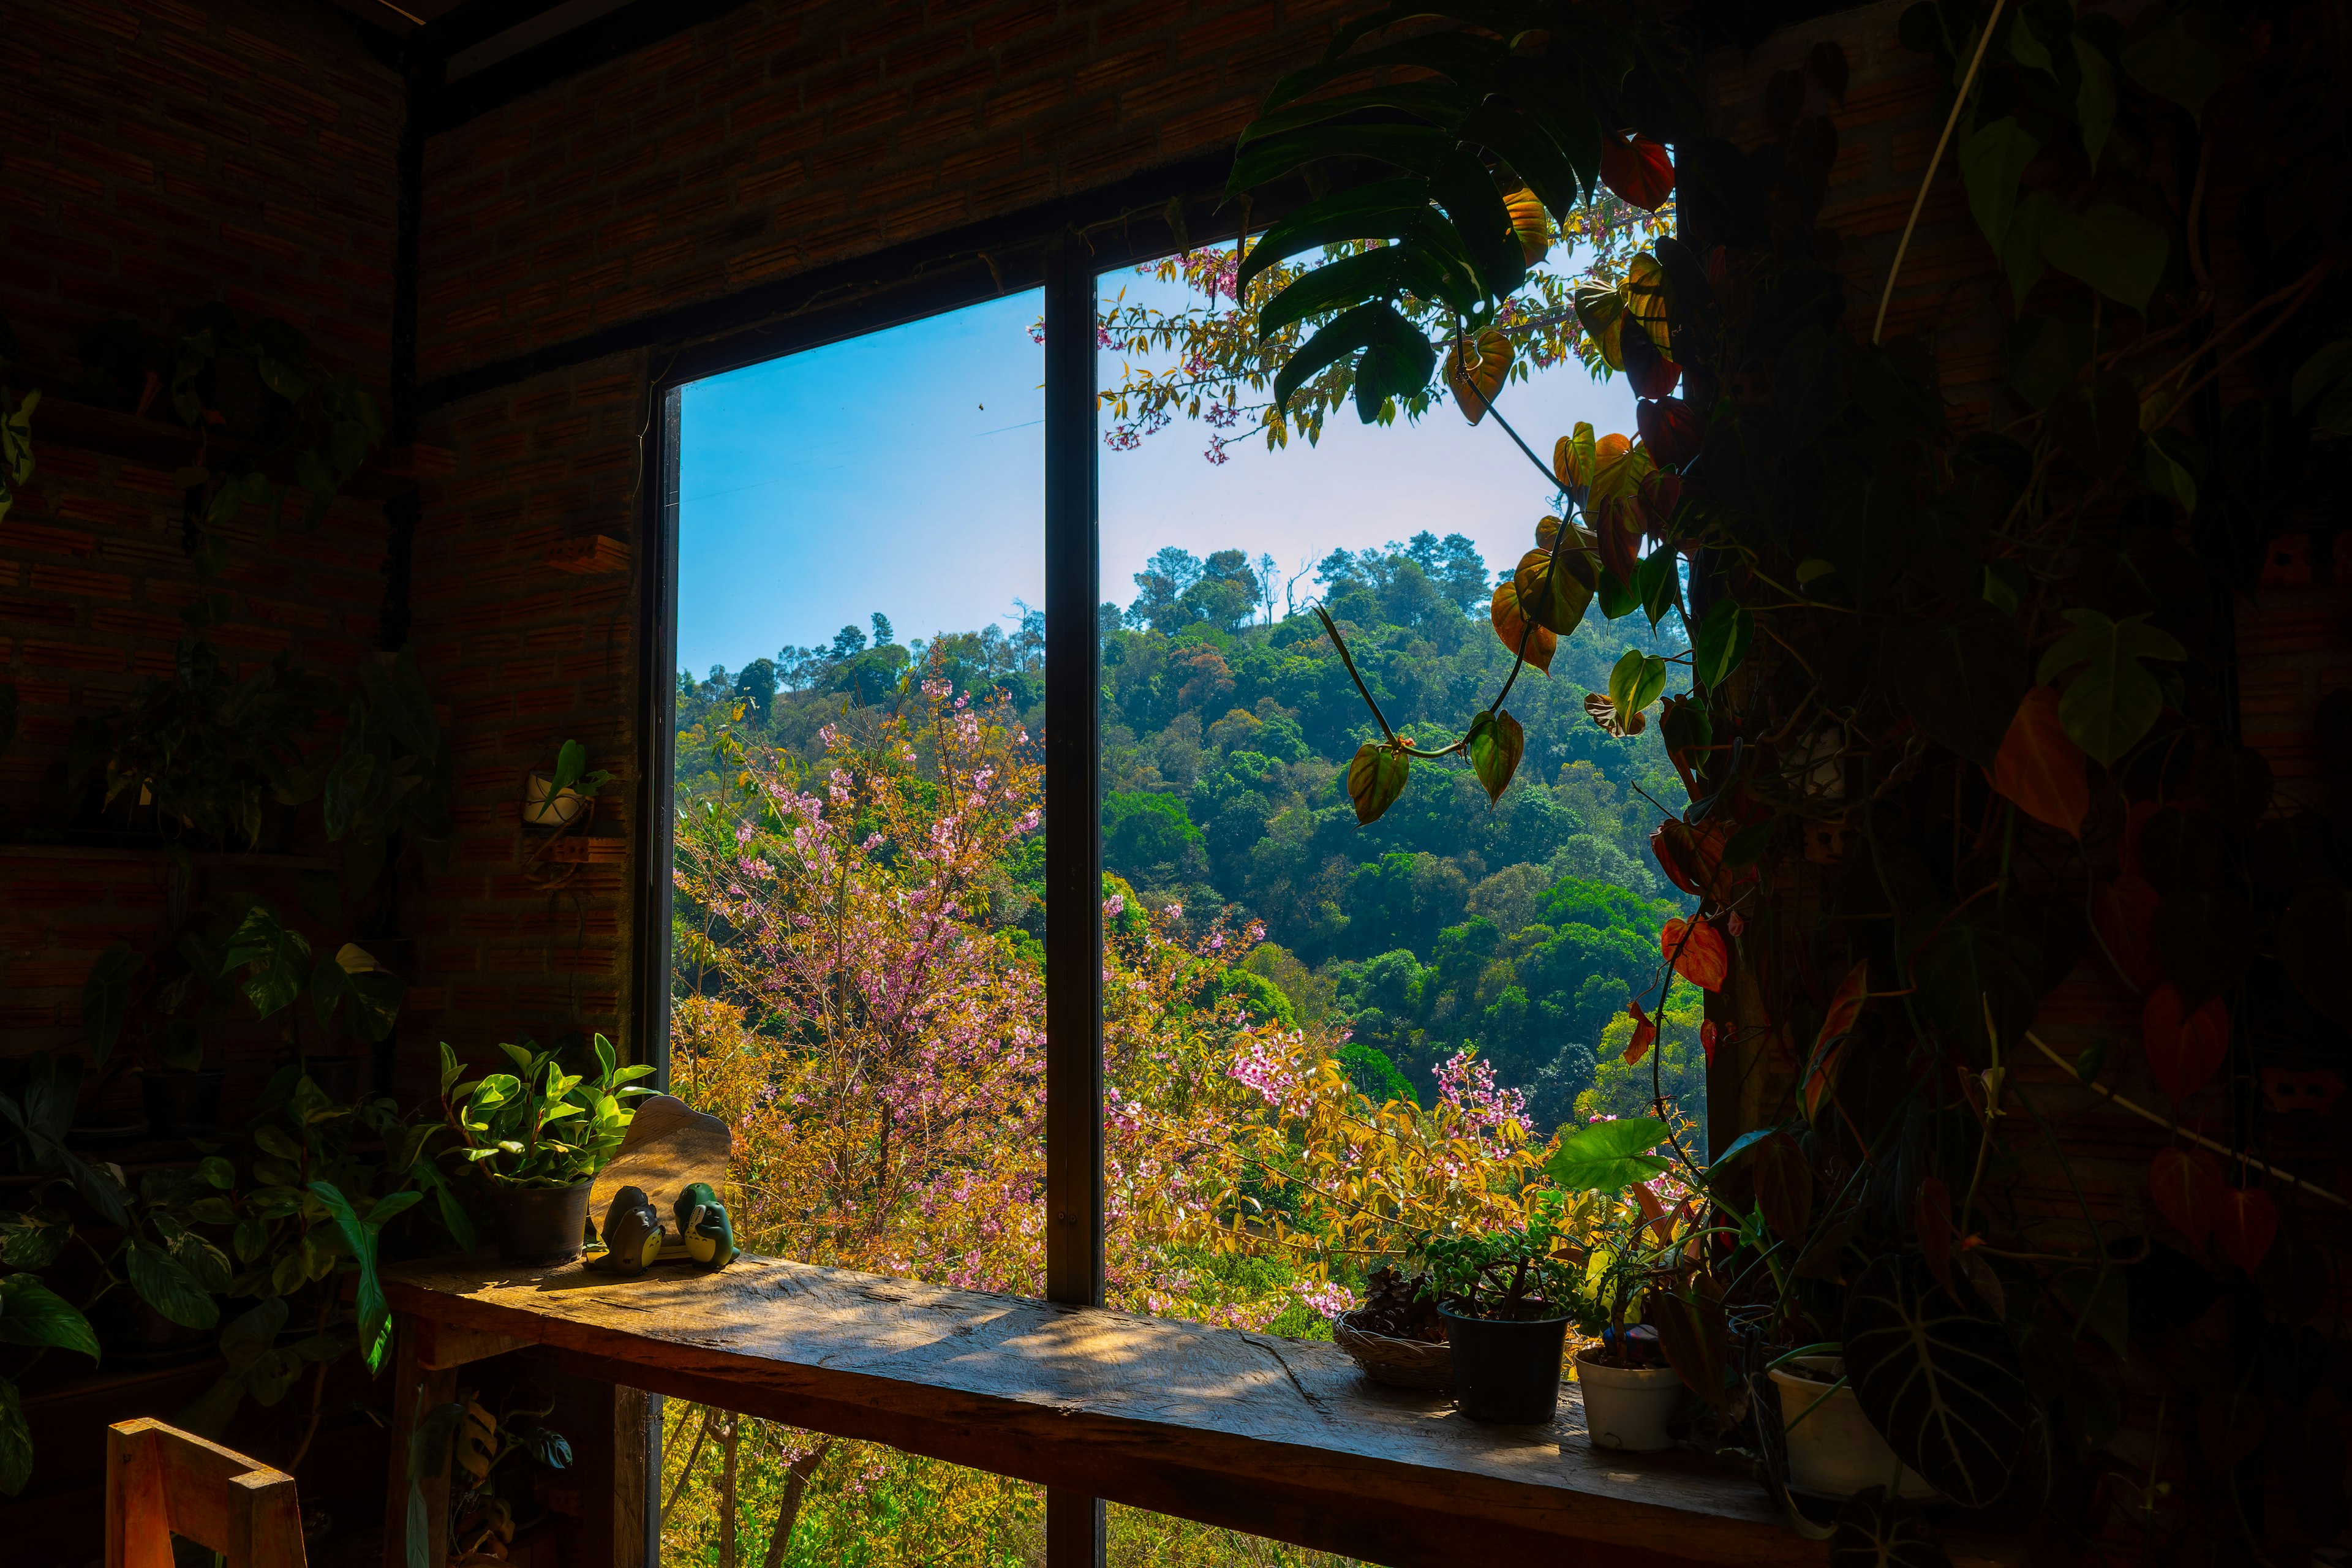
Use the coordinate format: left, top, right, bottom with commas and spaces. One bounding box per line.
108, 1417, 308, 1568
384, 1319, 459, 1568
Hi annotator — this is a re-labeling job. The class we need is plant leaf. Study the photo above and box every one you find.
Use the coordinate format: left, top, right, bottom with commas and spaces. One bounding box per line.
2141, 983, 2230, 1103
1841, 1253, 2033, 1508
124, 1238, 219, 1330
1488, 580, 1556, 673
1346, 743, 1408, 826
1661, 916, 1728, 991
1544, 1116, 1672, 1191
1692, 599, 1752, 689
1830, 1487, 1951, 1568
2148, 1147, 2224, 1250
0, 1276, 100, 1361
1991, 686, 2087, 836
1464, 710, 1523, 804
0, 1379, 29, 1496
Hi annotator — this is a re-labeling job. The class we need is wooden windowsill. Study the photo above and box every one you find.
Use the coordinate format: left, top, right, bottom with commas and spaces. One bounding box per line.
386, 1254, 1864, 1568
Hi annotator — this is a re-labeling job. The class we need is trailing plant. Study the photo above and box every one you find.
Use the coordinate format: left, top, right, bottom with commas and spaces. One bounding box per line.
75, 306, 384, 573
439, 1035, 652, 1189
1223, 0, 2350, 1557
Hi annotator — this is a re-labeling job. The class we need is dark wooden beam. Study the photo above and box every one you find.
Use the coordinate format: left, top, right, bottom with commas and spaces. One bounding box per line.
385, 1256, 1823, 1568
424, 0, 755, 133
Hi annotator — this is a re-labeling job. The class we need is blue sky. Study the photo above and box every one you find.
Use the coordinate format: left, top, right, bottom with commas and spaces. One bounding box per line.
676, 268, 1639, 677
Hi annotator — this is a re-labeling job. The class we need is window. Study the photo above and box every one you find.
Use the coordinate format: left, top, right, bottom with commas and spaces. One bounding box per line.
644, 227, 1701, 1566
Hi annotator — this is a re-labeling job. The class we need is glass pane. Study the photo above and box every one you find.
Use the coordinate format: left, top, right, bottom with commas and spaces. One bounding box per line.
665, 293, 1047, 1562
1094, 238, 1700, 1346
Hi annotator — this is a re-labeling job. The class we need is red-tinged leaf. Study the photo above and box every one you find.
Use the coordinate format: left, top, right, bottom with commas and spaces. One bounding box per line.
1446, 328, 1512, 425
2090, 875, 2164, 994
1504, 187, 1550, 265
1815, 959, 1868, 1052
1917, 1175, 1956, 1297
1488, 580, 1557, 673
2214, 1186, 2278, 1273
1622, 326, 1681, 399
1636, 396, 1703, 467
1803, 1041, 1842, 1122
1992, 685, 2089, 837
2148, 1147, 2225, 1250
1601, 133, 1675, 211
1662, 916, 1729, 991
1596, 494, 1640, 587
2143, 983, 2231, 1104
1638, 470, 1682, 542
1698, 1019, 1718, 1066
1651, 819, 1705, 895
1624, 1000, 1657, 1065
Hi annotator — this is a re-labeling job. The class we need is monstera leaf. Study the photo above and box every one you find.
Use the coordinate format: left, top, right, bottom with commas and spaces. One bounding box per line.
1841, 1254, 2034, 1507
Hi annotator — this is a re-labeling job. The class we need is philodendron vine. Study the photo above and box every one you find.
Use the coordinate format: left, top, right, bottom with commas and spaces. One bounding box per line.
1226, 0, 2350, 1558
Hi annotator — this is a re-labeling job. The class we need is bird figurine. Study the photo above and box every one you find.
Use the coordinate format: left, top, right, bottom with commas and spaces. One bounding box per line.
673, 1182, 737, 1269
589, 1185, 665, 1275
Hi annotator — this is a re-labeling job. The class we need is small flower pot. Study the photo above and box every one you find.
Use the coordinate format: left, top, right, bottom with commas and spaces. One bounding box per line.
492, 1179, 594, 1267
521, 772, 588, 827
141, 1068, 225, 1140
1771, 1359, 1937, 1499
1575, 1346, 1686, 1452
1438, 1300, 1570, 1423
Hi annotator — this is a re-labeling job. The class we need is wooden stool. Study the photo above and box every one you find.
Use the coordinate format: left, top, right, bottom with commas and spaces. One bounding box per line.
107, 1417, 307, 1568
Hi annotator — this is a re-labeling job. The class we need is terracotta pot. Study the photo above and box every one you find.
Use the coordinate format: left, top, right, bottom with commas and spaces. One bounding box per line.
1575, 1346, 1685, 1452
1771, 1358, 1937, 1499
1438, 1300, 1569, 1423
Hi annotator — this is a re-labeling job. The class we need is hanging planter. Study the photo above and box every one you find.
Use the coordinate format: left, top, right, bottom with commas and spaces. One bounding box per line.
521, 770, 589, 827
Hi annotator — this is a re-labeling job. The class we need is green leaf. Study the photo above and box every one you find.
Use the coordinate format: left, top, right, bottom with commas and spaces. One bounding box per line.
0, 1276, 100, 1361
124, 1238, 220, 1330
310, 1180, 393, 1373
1544, 1116, 1672, 1191
0, 1379, 29, 1496
1257, 247, 1438, 341
1346, 742, 1409, 826
1958, 116, 2038, 249
2121, 1, 2245, 121
1841, 1254, 2032, 1507
1692, 600, 1752, 688
2073, 36, 2116, 168
224, 904, 311, 1020
198, 1155, 236, 1189
1272, 301, 1428, 417
1236, 179, 1434, 298
2138, 427, 2202, 511
2036, 608, 2187, 766
1464, 710, 1524, 804
2040, 200, 2169, 314
1227, 122, 1454, 198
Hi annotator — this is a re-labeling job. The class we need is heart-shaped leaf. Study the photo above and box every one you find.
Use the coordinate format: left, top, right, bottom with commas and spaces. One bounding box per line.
1842, 1253, 2033, 1508
1465, 709, 1524, 804
1649, 1280, 1734, 1408
1600, 134, 1675, 211
1346, 743, 1408, 826
2035, 609, 2185, 766
1692, 598, 1753, 690
1445, 328, 1512, 425
1622, 1000, 1657, 1065
1635, 395, 1704, 467
1488, 581, 1556, 672
1545, 1115, 1672, 1191
1513, 542, 1596, 638
1662, 916, 1729, 991
2214, 1186, 2278, 1273
2149, 1147, 2225, 1250
1992, 685, 2087, 836
2142, 983, 2230, 1104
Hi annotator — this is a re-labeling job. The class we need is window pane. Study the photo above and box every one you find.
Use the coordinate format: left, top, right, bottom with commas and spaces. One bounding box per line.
665, 293, 1046, 1562
1094, 243, 1700, 1344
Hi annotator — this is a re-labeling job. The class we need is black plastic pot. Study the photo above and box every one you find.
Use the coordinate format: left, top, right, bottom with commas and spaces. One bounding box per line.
1438, 1300, 1572, 1423
141, 1068, 225, 1140
492, 1180, 594, 1267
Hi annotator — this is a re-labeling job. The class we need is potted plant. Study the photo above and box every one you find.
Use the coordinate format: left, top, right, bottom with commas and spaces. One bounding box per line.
1420, 1204, 1584, 1423
521, 739, 611, 828
1768, 1351, 1938, 1501
439, 1035, 651, 1265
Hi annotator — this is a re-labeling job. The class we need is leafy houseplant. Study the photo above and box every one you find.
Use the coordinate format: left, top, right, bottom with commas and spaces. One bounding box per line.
521, 739, 611, 828
439, 1035, 651, 1265
1421, 1205, 1584, 1423
1543, 1116, 1694, 1450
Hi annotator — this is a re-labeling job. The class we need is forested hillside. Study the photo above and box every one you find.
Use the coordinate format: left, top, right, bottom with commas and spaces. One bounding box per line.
674, 532, 1691, 1131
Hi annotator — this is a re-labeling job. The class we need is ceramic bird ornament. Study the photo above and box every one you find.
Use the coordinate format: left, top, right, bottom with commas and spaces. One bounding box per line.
589, 1185, 666, 1275
674, 1181, 737, 1269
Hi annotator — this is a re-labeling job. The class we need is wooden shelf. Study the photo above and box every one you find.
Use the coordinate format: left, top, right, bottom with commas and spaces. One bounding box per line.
27, 396, 451, 500
386, 1256, 1858, 1568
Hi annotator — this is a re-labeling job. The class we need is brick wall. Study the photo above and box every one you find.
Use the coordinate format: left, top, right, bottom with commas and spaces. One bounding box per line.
0, 0, 401, 1103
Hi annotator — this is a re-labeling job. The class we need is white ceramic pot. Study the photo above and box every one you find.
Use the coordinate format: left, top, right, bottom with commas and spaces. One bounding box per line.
1771, 1360, 1938, 1500
522, 771, 587, 826
1574, 1347, 1684, 1452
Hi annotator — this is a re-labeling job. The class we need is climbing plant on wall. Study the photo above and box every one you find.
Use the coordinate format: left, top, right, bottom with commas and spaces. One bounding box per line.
1224, 0, 2350, 1556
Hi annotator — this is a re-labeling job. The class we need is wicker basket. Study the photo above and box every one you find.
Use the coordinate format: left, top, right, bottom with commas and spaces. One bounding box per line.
1333, 1310, 1454, 1392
